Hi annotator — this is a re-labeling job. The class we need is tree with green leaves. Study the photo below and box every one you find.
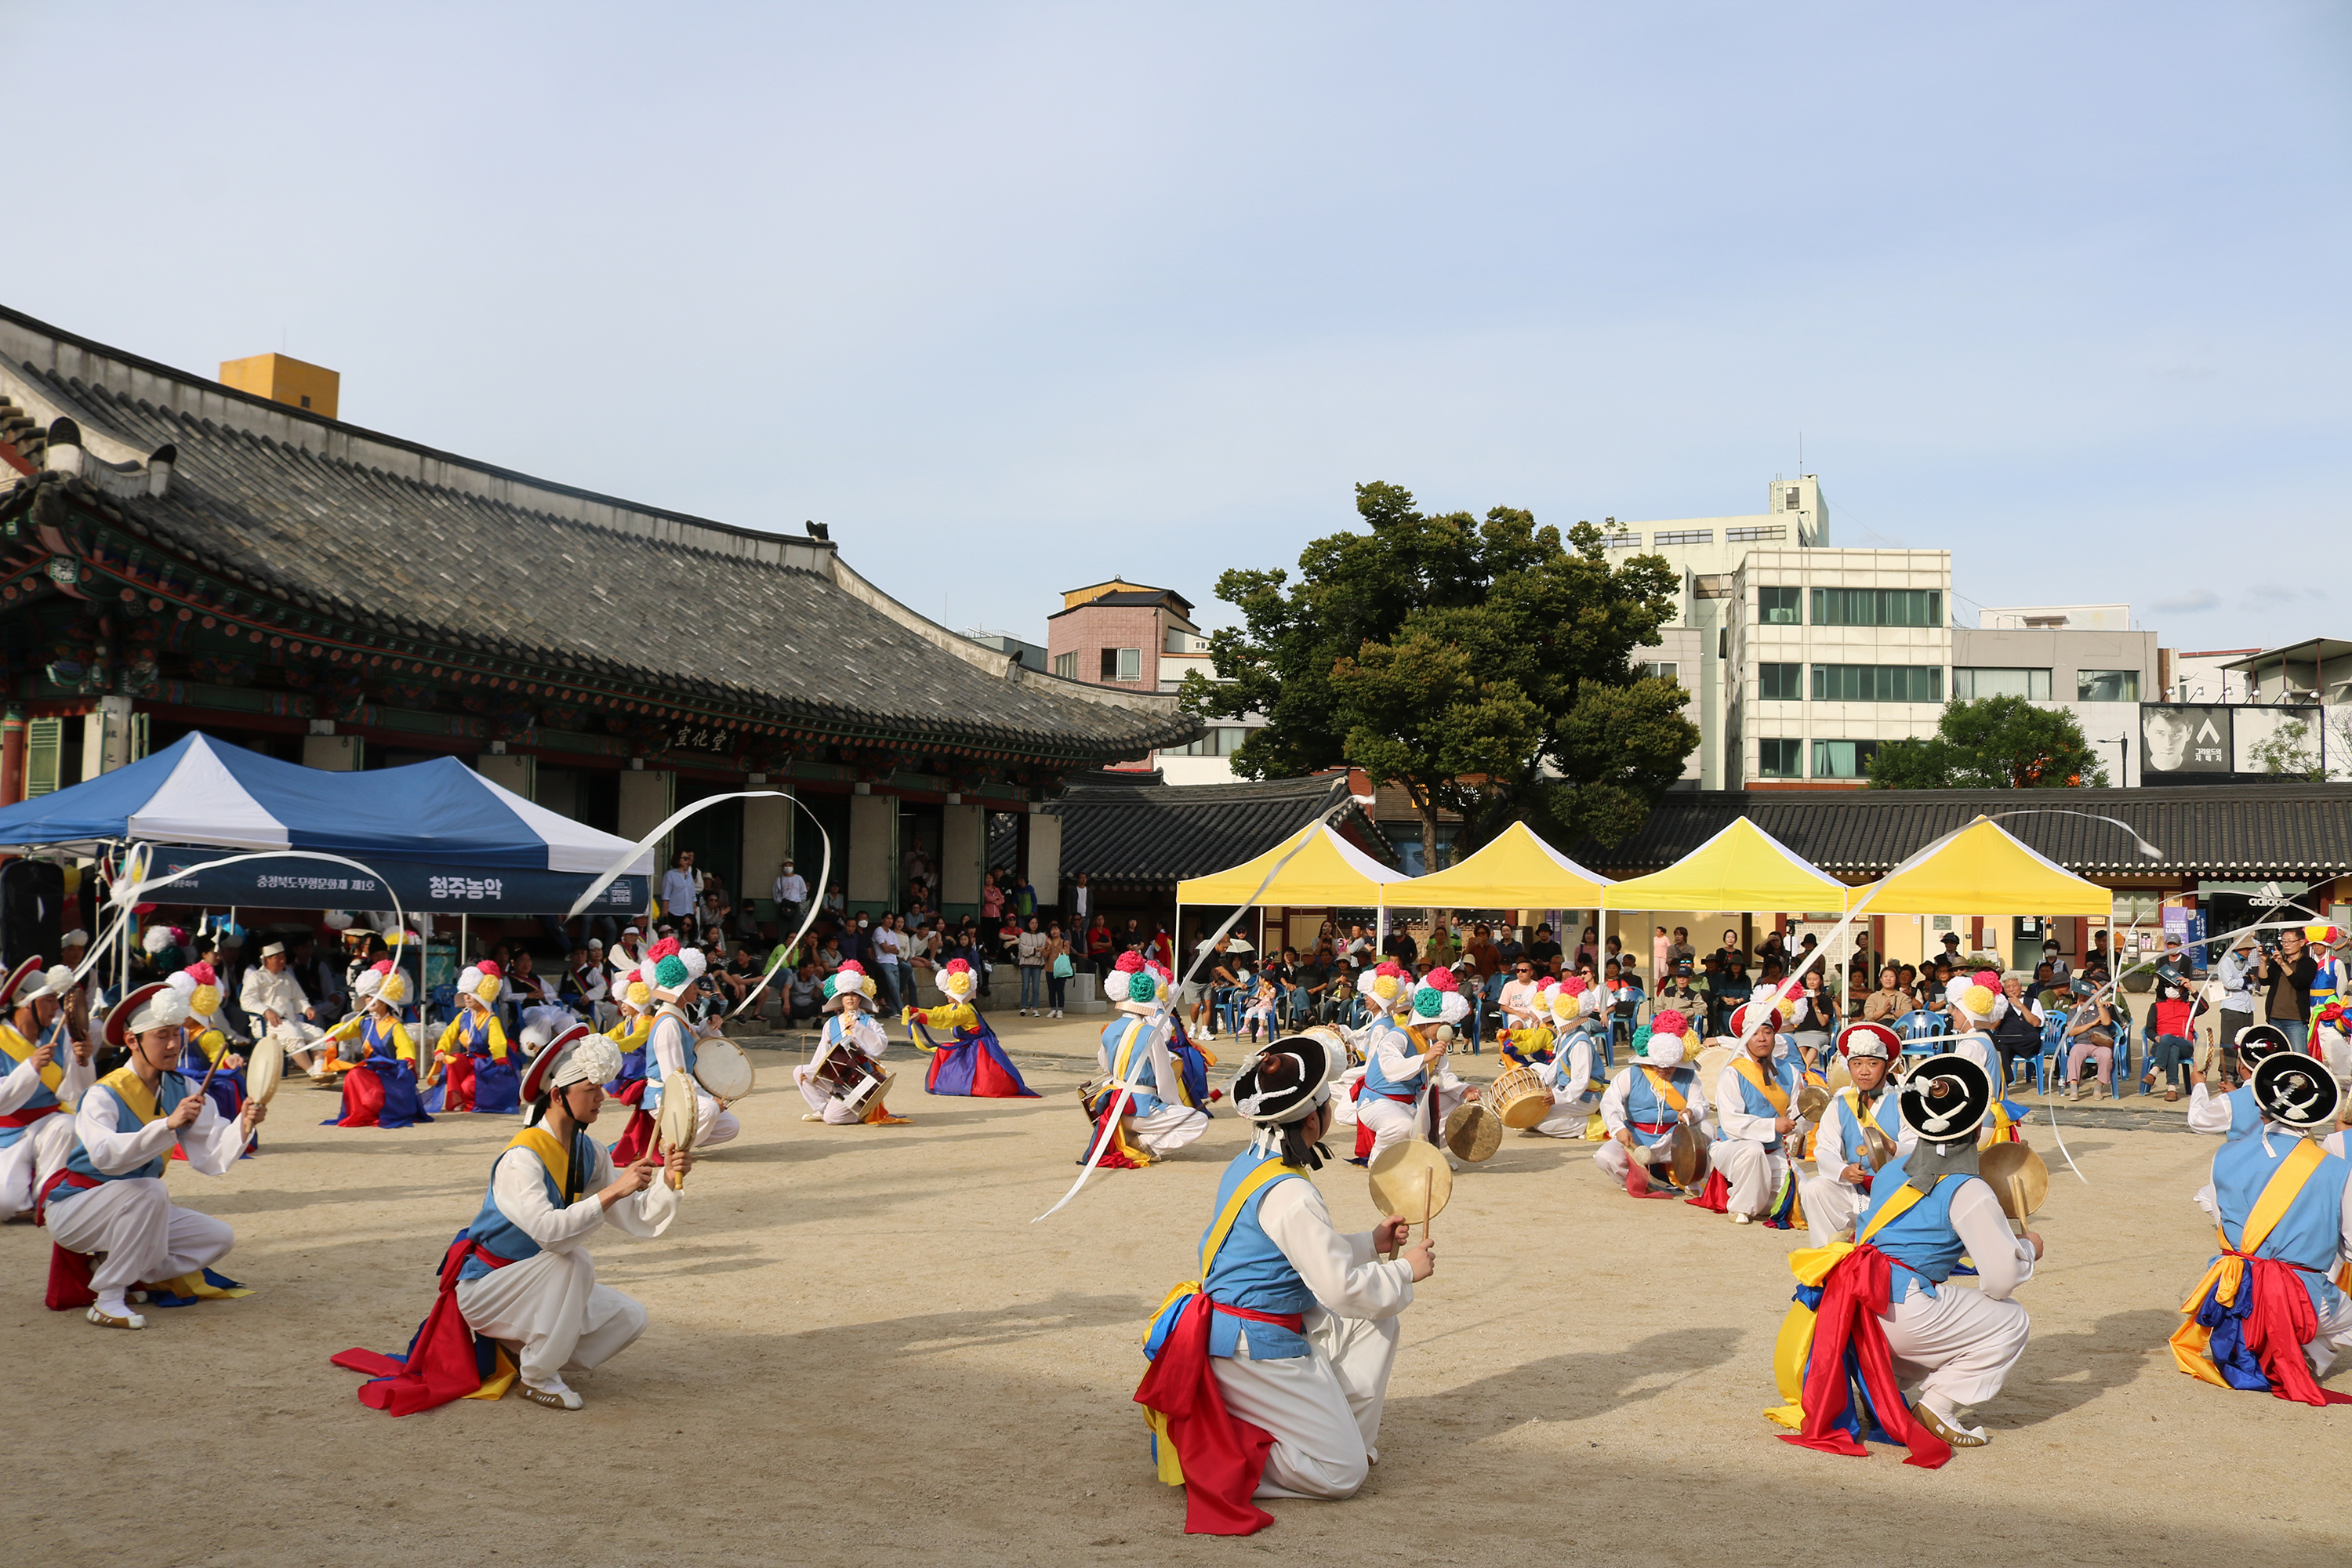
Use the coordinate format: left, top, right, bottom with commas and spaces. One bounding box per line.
2247, 719, 2325, 781
1866, 695, 2110, 789
1179, 481, 1698, 870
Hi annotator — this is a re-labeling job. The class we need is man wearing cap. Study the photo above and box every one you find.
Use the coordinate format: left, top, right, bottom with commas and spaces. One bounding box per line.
1707, 1000, 1809, 1225
1799, 1022, 1915, 1247
1134, 1031, 1433, 1534
40, 983, 268, 1329
1775, 1052, 2042, 1457
2, 959, 96, 1221
240, 940, 326, 1077
2172, 1054, 2352, 1405
335, 1029, 684, 1414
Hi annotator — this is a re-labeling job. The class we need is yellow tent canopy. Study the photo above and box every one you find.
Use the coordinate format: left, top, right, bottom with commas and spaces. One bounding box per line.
1388, 821, 1613, 907
1603, 816, 1853, 913
1175, 822, 1412, 909
1850, 815, 2111, 916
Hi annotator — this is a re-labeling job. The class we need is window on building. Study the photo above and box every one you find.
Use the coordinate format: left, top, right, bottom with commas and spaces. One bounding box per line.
1784, 487, 1802, 509
1052, 652, 1078, 679
1759, 662, 1803, 701
1727, 524, 1785, 543
2077, 669, 2140, 702
1951, 666, 2052, 700
1181, 726, 1253, 757
1757, 738, 1804, 778
1811, 739, 1882, 779
1101, 648, 1142, 682
1811, 664, 1944, 702
1653, 529, 1713, 546
1643, 661, 1680, 684
1602, 532, 1642, 549
1759, 586, 1802, 625
1810, 587, 1942, 626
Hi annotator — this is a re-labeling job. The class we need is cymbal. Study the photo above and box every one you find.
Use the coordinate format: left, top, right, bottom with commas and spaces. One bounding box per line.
1860, 1124, 1899, 1171
1978, 1141, 2049, 1228
1665, 1120, 1710, 1188
1825, 1058, 1853, 1094
1369, 1139, 1454, 1227
1444, 1102, 1501, 1163
1795, 1080, 1831, 1121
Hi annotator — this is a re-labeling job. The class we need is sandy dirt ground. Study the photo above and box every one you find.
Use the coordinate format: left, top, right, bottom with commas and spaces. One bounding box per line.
6, 1012, 2347, 1568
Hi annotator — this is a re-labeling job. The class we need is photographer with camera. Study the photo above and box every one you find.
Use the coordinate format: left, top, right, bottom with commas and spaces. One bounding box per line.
2214, 934, 2259, 1062
2254, 926, 2317, 1050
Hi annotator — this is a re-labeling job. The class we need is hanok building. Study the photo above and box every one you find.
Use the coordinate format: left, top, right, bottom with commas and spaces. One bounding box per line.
0, 305, 1195, 924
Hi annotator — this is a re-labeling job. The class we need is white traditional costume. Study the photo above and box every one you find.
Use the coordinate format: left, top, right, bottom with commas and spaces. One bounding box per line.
1, 960, 95, 1222
40, 984, 260, 1328
1135, 1031, 1417, 1534
1086, 955, 1208, 1160
1769, 1051, 2038, 1461
1529, 977, 1604, 1139
1800, 1022, 1918, 1247
637, 939, 740, 1148
1349, 963, 1465, 1163
2172, 1056, 2352, 1403
239, 942, 325, 1068
794, 960, 909, 1126
1709, 1000, 1809, 1224
335, 1030, 679, 1414
1593, 1017, 1710, 1194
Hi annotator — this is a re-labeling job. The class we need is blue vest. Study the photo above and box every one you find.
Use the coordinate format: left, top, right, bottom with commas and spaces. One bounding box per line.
1831, 1087, 1903, 1184
641, 1013, 701, 1112
1100, 1016, 1167, 1116
456, 1011, 495, 1058
363, 1014, 408, 1066
1726, 1054, 1802, 1152
2210, 1134, 2349, 1315
2220, 1084, 2262, 1142
1359, 1021, 1425, 1099
0, 1023, 64, 1148
1623, 1065, 1697, 1145
1200, 1147, 1316, 1358
56, 1070, 188, 1200
459, 1130, 592, 1283
1856, 1168, 1969, 1301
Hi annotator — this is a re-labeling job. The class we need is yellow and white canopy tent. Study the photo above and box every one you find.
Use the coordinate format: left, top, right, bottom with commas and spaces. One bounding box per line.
1601, 815, 1854, 915
1174, 822, 1414, 967
1388, 820, 1613, 910
1846, 814, 2112, 916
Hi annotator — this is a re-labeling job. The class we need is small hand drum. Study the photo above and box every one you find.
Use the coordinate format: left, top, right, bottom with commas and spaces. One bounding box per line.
245, 1039, 283, 1105
1483, 1063, 1552, 1130
694, 1038, 755, 1102
1369, 1138, 1453, 1245
1444, 1101, 1501, 1162
655, 1070, 699, 1190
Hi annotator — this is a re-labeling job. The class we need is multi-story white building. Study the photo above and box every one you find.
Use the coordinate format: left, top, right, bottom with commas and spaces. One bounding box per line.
1617, 477, 2160, 787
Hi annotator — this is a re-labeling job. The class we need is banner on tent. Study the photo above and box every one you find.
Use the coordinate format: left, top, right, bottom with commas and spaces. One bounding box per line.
145, 851, 648, 916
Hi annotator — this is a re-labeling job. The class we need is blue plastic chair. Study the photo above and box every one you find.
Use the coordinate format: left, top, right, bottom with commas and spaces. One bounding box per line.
2034, 1007, 2071, 1094
1894, 1008, 1944, 1061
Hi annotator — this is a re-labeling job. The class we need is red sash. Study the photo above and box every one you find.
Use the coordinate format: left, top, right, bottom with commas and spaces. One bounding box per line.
330, 1236, 515, 1415
1350, 1081, 1414, 1160
1, 1103, 61, 1130
1780, 1243, 1953, 1468
38, 1170, 103, 1309
1131, 1294, 1301, 1535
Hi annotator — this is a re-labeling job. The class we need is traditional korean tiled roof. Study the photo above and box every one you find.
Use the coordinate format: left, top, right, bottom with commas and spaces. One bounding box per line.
0, 305, 1192, 764
993, 769, 1395, 889
1574, 786, 2352, 879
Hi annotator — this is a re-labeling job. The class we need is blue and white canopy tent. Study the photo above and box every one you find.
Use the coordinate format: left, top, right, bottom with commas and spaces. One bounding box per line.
0, 732, 652, 917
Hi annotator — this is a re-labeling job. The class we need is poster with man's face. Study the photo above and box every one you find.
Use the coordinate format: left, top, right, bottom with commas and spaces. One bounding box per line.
2140, 705, 2230, 774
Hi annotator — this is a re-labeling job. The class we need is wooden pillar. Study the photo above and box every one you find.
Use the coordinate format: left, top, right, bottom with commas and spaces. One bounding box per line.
0, 707, 24, 807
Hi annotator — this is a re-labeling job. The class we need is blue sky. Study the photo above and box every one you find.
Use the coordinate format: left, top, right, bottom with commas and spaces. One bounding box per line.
6, 3, 2344, 651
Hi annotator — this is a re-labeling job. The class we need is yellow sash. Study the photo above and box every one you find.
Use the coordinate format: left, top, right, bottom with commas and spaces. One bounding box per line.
98, 1064, 165, 1125
1639, 1065, 1688, 1114
1, 1022, 66, 1095
2171, 1138, 2328, 1387
508, 1125, 575, 1198
1733, 1054, 1792, 1115
1142, 1157, 1305, 1486
1766, 1177, 1943, 1426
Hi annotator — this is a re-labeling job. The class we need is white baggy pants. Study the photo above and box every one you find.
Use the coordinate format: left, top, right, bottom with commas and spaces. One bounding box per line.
46, 1178, 235, 1312
1800, 1173, 1870, 1247
1711, 1138, 1788, 1216
1212, 1309, 1403, 1500
1128, 1103, 1209, 1156
1881, 1281, 2031, 1418
456, 1246, 649, 1391
0, 1113, 78, 1221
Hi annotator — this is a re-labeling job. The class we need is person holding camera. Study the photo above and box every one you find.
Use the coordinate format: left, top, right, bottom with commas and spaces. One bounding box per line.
2256, 927, 2318, 1050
